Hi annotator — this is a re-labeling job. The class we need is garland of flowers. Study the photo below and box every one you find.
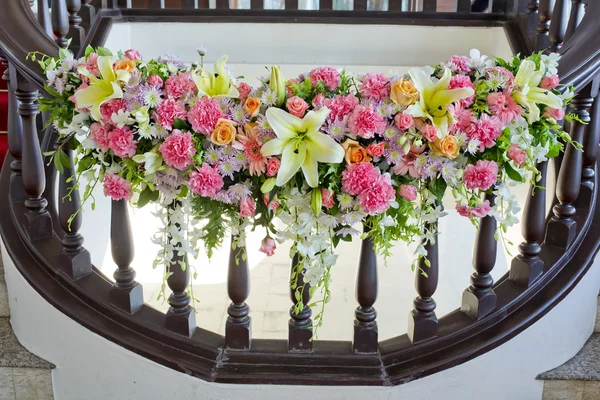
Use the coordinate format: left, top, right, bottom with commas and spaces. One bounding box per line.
31, 45, 577, 334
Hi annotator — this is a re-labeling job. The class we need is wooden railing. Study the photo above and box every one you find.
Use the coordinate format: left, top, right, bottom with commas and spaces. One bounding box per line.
0, 0, 599, 385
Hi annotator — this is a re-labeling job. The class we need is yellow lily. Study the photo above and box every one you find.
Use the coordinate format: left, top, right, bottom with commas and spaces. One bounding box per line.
512, 60, 562, 124
74, 56, 130, 121
191, 55, 239, 98
261, 107, 344, 188
406, 67, 474, 136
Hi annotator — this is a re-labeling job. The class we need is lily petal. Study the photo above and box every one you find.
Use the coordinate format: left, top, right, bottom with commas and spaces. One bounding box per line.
405, 103, 428, 119
276, 143, 306, 187
408, 67, 433, 105
301, 152, 319, 188
528, 87, 563, 108
260, 138, 287, 156
266, 107, 305, 141
303, 107, 331, 132
305, 132, 344, 163
97, 56, 116, 82
430, 88, 474, 113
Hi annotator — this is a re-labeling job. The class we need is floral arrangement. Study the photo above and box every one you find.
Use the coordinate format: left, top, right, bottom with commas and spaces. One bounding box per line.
31, 45, 576, 330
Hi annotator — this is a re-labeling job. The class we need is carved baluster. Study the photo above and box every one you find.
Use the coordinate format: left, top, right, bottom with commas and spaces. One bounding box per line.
29, 0, 34, 6
510, 161, 548, 286
461, 193, 497, 319
109, 199, 143, 313
66, 0, 85, 53
548, 0, 569, 51
38, 0, 53, 38
536, 0, 553, 50
285, 0, 299, 8
80, 0, 96, 34
564, 0, 583, 43
59, 147, 92, 279
16, 77, 53, 240
353, 229, 378, 353
225, 237, 251, 349
52, 0, 70, 48
215, 0, 229, 8
575, 78, 599, 209
408, 223, 439, 343
389, 0, 402, 11
181, 0, 196, 8
423, 0, 436, 11
528, 0, 540, 35
545, 86, 594, 248
289, 254, 313, 351
147, 0, 162, 8
492, 0, 506, 13
457, 0, 472, 13
354, 0, 367, 9
320, 0, 333, 9
198, 0, 210, 8
165, 202, 196, 337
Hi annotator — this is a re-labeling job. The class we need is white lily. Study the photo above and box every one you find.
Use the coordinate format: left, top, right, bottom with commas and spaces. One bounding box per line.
406, 67, 474, 136
191, 55, 239, 98
512, 59, 563, 124
261, 107, 344, 188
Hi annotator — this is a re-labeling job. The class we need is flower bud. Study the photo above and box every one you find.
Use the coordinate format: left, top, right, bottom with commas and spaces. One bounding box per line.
311, 187, 323, 216
269, 66, 286, 107
261, 177, 277, 193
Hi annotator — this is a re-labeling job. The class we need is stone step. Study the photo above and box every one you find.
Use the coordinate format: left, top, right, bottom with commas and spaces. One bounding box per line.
596, 296, 600, 333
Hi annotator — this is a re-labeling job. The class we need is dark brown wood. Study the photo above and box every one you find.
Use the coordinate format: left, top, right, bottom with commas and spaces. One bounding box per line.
58, 147, 92, 280
285, 0, 298, 9
422, 0, 436, 12
354, 0, 368, 10
225, 238, 251, 350
0, 56, 24, 189
536, 0, 552, 50
215, 0, 230, 8
15, 77, 52, 241
492, 0, 506, 13
80, 0, 97, 33
198, 0, 210, 8
66, 0, 85, 53
52, 0, 70, 48
564, 0, 583, 43
181, 0, 196, 8
461, 193, 497, 319
575, 77, 600, 209
545, 86, 593, 248
320, 0, 332, 9
38, 0, 54, 38
407, 224, 439, 343
288, 254, 313, 351
109, 199, 144, 314
389, 0, 403, 11
353, 230, 378, 353
548, 0, 569, 51
510, 161, 547, 287
457, 0, 472, 12
527, 0, 540, 37
147, 0, 162, 8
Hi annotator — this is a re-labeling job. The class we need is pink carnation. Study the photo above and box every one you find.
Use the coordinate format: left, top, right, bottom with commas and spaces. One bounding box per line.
259, 237, 277, 257
448, 104, 476, 134
421, 124, 439, 142
187, 97, 225, 135
448, 75, 475, 107
446, 56, 471, 74
540, 75, 559, 90
90, 122, 110, 152
188, 164, 224, 198
124, 49, 141, 60
507, 144, 527, 166
398, 184, 417, 201
463, 160, 498, 191
84, 53, 100, 77
147, 74, 163, 87
237, 82, 252, 101
360, 73, 390, 101
154, 98, 187, 130
395, 113, 414, 130
240, 197, 256, 218
487, 92, 522, 125
321, 188, 335, 208
159, 130, 197, 170
103, 174, 133, 201
108, 126, 137, 158
312, 93, 325, 109
467, 114, 503, 151
341, 162, 380, 196
308, 67, 341, 91
456, 200, 492, 218
544, 107, 565, 121
100, 99, 127, 124
347, 104, 386, 139
324, 94, 359, 121
357, 174, 396, 215
164, 72, 196, 99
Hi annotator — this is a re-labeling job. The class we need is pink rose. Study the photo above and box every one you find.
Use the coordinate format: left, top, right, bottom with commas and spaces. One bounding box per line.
237, 82, 252, 101
240, 197, 256, 218
540, 75, 560, 90
286, 96, 309, 118
507, 144, 527, 166
147, 74, 163, 87
259, 237, 277, 257
421, 124, 438, 142
286, 79, 299, 97
124, 49, 141, 61
263, 193, 280, 211
544, 107, 565, 121
366, 142, 385, 158
395, 113, 414, 130
321, 188, 335, 209
398, 184, 417, 201
266, 158, 281, 177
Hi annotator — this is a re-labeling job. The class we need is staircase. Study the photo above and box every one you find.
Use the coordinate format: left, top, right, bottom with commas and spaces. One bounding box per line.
0, 61, 8, 169
539, 296, 600, 400
0, 257, 54, 400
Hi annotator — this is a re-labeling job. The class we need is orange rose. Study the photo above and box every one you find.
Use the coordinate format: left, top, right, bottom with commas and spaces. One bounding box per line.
390, 79, 419, 106
113, 58, 136, 73
432, 135, 460, 159
341, 139, 372, 165
243, 97, 262, 118
210, 119, 237, 146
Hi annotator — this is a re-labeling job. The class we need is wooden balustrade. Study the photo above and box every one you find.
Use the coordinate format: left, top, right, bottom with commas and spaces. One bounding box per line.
564, 0, 583, 42
15, 75, 53, 240
545, 83, 595, 248
37, 0, 53, 39
423, 0, 436, 12
407, 223, 439, 343
109, 199, 144, 313
67, 0, 85, 53
457, 0, 471, 12
548, 0, 569, 51
226, 237, 251, 350
52, 0, 70, 48
58, 147, 92, 280
353, 229, 378, 353
289, 254, 313, 351
575, 77, 600, 209
80, 0, 96, 33
536, 0, 553, 50
510, 161, 547, 286
461, 193, 497, 319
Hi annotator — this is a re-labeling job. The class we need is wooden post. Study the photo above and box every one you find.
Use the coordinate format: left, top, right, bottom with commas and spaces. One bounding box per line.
67, 0, 85, 54
52, 0, 70, 48
536, 0, 553, 50
80, 0, 96, 33
575, 78, 600, 209
353, 229, 378, 353
225, 237, 251, 350
38, 0, 54, 38
288, 254, 313, 351
548, 0, 569, 51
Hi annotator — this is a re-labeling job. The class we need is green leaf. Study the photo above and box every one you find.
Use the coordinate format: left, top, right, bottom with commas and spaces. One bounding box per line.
173, 118, 191, 131
96, 47, 113, 57
429, 178, 447, 202
138, 186, 159, 208
84, 45, 94, 58
58, 48, 71, 60
53, 152, 64, 174
504, 162, 525, 183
